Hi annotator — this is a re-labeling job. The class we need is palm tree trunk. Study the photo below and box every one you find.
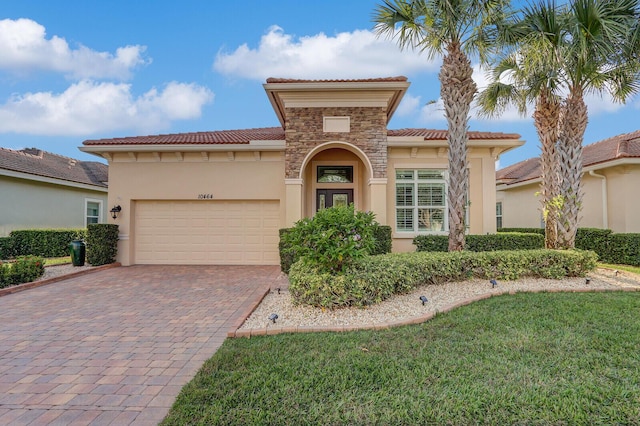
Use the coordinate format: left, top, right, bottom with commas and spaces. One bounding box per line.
534, 90, 561, 249
557, 89, 588, 248
440, 43, 476, 252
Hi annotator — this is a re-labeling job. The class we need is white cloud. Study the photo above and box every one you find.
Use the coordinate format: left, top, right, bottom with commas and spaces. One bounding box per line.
395, 93, 421, 118
0, 18, 148, 79
0, 80, 214, 135
214, 25, 438, 80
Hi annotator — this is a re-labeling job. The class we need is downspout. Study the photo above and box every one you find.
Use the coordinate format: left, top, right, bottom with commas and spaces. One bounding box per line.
589, 170, 608, 229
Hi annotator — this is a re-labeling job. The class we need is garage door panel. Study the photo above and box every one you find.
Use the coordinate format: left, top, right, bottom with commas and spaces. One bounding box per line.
134, 200, 280, 265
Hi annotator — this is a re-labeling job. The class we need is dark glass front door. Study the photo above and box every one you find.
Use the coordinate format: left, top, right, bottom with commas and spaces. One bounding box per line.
316, 189, 354, 211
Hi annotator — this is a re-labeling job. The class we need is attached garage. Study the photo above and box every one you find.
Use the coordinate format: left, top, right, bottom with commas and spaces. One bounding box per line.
134, 200, 280, 265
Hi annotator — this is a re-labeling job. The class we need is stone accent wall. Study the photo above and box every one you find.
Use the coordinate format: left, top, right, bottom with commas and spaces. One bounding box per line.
284, 107, 388, 178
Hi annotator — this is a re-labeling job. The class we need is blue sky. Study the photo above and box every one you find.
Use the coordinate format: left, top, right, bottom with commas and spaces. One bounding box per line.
1, 0, 638, 169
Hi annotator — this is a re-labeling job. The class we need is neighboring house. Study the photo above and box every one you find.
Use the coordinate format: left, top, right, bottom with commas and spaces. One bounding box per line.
0, 148, 109, 236
81, 77, 523, 266
496, 130, 640, 233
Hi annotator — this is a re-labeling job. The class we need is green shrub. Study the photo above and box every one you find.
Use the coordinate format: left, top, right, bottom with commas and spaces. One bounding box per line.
280, 205, 376, 274
413, 233, 544, 252
278, 228, 297, 274
498, 228, 545, 235
371, 225, 392, 255
0, 237, 14, 259
86, 224, 119, 266
604, 234, 640, 266
289, 249, 598, 308
575, 228, 613, 258
412, 235, 448, 252
0, 256, 45, 288
9, 229, 86, 258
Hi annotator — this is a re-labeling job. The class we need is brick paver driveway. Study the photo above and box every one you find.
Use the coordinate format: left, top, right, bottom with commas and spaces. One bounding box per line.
0, 265, 281, 425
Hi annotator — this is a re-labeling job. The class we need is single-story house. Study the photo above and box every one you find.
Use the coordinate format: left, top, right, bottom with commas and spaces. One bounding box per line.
80, 77, 523, 266
0, 147, 109, 236
496, 129, 640, 232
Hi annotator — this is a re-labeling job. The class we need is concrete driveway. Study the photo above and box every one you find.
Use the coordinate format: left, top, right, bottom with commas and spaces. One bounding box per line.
0, 265, 282, 425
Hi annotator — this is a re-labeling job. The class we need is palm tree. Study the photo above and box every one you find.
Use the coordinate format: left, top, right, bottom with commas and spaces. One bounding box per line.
479, 0, 640, 249
373, 0, 511, 251
555, 0, 640, 248
477, 0, 565, 249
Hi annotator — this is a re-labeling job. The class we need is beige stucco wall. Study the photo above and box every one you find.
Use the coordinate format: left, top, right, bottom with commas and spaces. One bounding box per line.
497, 163, 640, 233
106, 151, 286, 265
103, 141, 507, 263
496, 183, 542, 229
0, 175, 108, 236
388, 147, 498, 252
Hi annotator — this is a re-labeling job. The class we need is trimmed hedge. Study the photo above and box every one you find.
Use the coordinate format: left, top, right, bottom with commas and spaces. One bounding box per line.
498, 228, 545, 235
2, 229, 86, 259
0, 256, 45, 288
498, 228, 640, 266
371, 225, 392, 255
279, 223, 392, 274
86, 224, 119, 266
413, 232, 544, 252
0, 237, 14, 259
605, 234, 640, 266
289, 249, 598, 308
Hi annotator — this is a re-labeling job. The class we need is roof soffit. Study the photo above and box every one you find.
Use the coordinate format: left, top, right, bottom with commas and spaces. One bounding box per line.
264, 80, 410, 127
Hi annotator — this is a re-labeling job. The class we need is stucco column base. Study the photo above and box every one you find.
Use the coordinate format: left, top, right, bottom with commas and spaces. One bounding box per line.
285, 179, 304, 227
369, 178, 388, 226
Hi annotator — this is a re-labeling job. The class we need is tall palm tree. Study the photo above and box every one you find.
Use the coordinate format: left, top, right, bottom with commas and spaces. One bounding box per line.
477, 0, 565, 249
555, 0, 640, 248
479, 0, 640, 249
373, 0, 511, 251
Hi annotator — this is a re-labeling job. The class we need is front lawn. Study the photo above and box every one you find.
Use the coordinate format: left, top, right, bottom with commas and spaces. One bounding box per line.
162, 291, 640, 425
44, 256, 72, 266
599, 263, 640, 276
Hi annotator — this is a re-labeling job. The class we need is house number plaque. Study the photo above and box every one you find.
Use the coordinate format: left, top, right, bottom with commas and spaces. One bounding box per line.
197, 194, 214, 199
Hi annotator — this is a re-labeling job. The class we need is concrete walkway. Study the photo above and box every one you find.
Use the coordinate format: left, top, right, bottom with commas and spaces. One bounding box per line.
0, 265, 281, 425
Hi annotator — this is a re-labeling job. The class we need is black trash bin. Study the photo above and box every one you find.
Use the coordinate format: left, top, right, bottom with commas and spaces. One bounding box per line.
69, 240, 86, 266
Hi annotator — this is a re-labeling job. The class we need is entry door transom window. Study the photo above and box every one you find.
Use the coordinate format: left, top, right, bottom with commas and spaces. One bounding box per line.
317, 166, 353, 183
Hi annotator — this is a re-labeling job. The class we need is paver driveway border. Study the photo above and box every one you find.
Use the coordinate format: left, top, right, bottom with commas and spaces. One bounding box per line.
0, 265, 282, 425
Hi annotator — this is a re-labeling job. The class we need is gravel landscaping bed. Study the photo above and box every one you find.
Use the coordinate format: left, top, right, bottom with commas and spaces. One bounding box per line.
38, 263, 94, 280
240, 268, 640, 330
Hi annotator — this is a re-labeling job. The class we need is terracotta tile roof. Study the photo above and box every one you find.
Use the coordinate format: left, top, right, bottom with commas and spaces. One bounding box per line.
83, 127, 286, 146
265, 76, 408, 83
0, 147, 108, 188
389, 128, 521, 140
497, 129, 640, 184
84, 127, 520, 147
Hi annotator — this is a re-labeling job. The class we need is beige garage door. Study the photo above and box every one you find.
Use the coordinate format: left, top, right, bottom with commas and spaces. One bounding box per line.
134, 200, 280, 265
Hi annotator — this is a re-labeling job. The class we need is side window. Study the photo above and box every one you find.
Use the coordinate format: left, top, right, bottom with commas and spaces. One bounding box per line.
86, 200, 102, 227
496, 202, 503, 229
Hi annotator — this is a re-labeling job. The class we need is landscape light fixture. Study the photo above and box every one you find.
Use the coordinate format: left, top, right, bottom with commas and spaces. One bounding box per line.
490, 279, 498, 288
419, 295, 428, 305
110, 205, 122, 219
269, 313, 278, 324
585, 278, 591, 285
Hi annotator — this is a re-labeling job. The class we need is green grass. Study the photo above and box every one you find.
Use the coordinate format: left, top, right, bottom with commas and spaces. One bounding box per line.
599, 263, 640, 276
44, 256, 71, 266
162, 292, 640, 425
